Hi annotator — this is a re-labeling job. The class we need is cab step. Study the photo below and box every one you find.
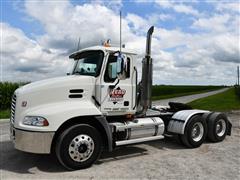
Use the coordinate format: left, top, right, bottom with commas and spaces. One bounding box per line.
115, 135, 164, 146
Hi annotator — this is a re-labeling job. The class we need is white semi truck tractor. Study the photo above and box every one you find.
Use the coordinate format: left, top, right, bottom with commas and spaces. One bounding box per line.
10, 26, 232, 170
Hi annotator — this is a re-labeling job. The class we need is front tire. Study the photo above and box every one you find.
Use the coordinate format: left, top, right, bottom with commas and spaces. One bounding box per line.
180, 115, 207, 148
55, 124, 102, 170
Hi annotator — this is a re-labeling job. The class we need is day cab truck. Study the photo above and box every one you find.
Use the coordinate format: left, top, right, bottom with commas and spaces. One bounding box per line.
10, 26, 232, 170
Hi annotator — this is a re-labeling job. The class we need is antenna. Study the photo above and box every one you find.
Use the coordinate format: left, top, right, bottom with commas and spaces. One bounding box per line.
120, 10, 122, 53
77, 37, 81, 51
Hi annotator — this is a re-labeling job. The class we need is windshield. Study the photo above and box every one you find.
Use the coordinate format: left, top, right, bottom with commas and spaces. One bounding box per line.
72, 50, 104, 77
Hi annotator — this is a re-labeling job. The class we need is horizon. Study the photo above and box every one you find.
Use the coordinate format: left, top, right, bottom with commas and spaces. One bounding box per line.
0, 80, 231, 87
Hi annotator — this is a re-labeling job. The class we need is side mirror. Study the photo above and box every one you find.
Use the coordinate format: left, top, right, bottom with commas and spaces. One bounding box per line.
110, 52, 127, 80
116, 53, 128, 76
116, 54, 124, 74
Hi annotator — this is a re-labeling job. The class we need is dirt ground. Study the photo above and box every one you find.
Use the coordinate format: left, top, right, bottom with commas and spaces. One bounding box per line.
0, 111, 239, 180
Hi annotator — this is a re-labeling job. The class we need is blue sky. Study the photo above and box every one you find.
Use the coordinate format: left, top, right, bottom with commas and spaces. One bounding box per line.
1, 0, 239, 85
2, 1, 45, 37
2, 1, 202, 35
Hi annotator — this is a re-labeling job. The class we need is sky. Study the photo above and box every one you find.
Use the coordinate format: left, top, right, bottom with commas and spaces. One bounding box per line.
1, 0, 239, 85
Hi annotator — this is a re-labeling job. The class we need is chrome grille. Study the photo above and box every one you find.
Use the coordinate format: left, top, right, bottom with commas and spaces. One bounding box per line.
11, 94, 16, 123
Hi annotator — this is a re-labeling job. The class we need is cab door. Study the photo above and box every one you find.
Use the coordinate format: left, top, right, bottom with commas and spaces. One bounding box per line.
100, 53, 135, 115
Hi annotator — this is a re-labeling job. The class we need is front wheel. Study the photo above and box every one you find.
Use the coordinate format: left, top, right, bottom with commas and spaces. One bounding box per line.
180, 115, 207, 148
55, 124, 102, 170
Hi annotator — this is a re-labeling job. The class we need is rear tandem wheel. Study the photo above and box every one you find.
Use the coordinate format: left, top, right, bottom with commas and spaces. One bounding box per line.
180, 115, 207, 148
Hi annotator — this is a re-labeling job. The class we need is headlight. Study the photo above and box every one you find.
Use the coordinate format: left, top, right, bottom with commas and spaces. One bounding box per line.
23, 116, 49, 126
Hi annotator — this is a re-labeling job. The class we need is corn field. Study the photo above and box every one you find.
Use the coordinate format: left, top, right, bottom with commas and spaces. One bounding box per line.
235, 85, 240, 99
0, 82, 23, 110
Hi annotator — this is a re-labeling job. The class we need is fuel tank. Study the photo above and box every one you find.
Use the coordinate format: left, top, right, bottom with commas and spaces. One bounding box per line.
110, 117, 165, 144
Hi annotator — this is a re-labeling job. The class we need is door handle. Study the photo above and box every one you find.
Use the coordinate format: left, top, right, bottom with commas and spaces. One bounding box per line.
109, 79, 120, 90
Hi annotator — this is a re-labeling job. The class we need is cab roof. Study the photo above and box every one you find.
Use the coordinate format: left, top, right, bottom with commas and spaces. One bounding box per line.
69, 46, 138, 59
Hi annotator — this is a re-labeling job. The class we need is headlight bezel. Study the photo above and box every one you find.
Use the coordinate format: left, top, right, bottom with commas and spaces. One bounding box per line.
23, 116, 49, 127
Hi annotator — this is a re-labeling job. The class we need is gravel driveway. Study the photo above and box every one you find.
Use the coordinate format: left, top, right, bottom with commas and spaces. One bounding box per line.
0, 88, 239, 180
1, 111, 239, 180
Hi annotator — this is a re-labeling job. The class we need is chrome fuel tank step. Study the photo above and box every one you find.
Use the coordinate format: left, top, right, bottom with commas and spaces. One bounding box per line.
110, 117, 165, 146
115, 135, 164, 146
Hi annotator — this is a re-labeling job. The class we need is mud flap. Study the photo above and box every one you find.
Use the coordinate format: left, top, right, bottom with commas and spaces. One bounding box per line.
227, 120, 232, 136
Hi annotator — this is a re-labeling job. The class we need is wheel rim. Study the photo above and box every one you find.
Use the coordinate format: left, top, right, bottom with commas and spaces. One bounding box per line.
216, 119, 226, 137
68, 134, 94, 162
191, 122, 204, 142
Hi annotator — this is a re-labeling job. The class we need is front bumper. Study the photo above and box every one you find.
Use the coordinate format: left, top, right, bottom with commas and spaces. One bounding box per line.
10, 124, 55, 154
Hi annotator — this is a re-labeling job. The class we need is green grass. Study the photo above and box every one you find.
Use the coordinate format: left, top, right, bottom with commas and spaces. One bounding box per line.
188, 88, 240, 111
152, 85, 225, 100
0, 109, 10, 119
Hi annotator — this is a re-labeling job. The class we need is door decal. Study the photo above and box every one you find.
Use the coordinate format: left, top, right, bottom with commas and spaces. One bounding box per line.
109, 87, 126, 104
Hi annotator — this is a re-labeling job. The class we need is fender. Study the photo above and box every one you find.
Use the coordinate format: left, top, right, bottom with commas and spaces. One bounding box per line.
167, 110, 209, 134
53, 115, 113, 152
95, 116, 113, 151
15, 100, 102, 132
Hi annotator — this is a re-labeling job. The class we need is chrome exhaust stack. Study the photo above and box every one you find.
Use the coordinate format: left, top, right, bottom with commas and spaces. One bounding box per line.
140, 26, 154, 116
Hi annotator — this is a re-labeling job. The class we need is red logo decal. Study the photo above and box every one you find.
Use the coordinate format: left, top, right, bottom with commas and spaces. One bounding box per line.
109, 87, 126, 102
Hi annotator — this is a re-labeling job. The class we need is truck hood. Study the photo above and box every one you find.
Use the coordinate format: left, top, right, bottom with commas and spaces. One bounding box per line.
16, 75, 95, 95
12, 75, 99, 131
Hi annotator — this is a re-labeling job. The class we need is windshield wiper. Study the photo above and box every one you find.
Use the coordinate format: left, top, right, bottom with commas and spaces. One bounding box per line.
73, 71, 82, 75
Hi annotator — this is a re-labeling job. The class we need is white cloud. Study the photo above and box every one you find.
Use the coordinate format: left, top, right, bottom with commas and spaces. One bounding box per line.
192, 14, 231, 32
216, 2, 240, 13
146, 13, 174, 25
173, 4, 200, 16
155, 0, 172, 8
1, 22, 70, 82
210, 34, 240, 63
126, 13, 150, 33
155, 0, 200, 16
154, 28, 192, 49
24, 1, 133, 51
90, 0, 123, 11
1, 0, 239, 85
